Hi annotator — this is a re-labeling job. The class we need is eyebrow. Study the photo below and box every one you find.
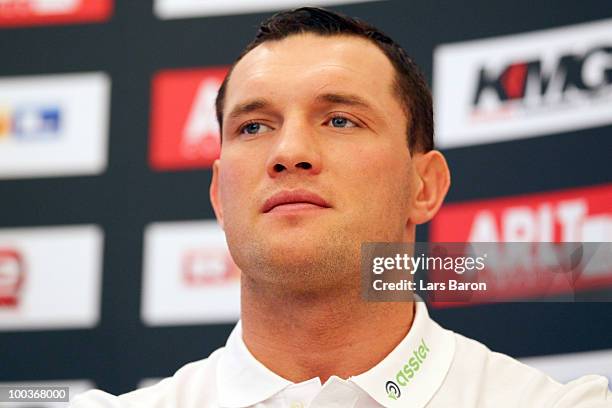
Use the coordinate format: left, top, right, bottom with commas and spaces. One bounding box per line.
227, 99, 271, 121
314, 92, 375, 110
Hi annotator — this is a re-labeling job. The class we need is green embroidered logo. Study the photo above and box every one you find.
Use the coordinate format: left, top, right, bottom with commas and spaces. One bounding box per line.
385, 338, 430, 400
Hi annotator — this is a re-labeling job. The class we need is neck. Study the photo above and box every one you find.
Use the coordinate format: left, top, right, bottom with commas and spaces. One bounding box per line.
240, 274, 415, 384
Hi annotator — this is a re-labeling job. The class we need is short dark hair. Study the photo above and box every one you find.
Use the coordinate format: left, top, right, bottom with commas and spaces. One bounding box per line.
215, 6, 434, 152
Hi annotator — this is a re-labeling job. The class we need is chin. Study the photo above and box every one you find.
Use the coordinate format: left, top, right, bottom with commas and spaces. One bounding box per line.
269, 240, 322, 264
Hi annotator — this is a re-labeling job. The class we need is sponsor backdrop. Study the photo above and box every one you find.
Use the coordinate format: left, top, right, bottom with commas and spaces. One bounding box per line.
0, 0, 611, 402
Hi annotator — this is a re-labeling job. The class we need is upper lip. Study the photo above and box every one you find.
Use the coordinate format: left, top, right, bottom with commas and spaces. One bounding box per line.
262, 189, 331, 213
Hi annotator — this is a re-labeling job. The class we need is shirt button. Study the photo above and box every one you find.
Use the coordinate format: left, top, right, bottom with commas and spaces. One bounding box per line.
290, 402, 304, 408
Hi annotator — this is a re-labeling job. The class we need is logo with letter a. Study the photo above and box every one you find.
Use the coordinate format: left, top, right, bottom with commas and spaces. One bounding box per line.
150, 66, 229, 171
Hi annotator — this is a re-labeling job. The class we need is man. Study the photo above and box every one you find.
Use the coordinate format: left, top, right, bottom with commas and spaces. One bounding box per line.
73, 7, 611, 408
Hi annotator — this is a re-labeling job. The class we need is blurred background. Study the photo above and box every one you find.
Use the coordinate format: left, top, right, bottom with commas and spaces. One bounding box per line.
0, 0, 611, 404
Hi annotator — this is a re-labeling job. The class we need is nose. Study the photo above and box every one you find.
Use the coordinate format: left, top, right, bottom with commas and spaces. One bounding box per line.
265, 116, 322, 178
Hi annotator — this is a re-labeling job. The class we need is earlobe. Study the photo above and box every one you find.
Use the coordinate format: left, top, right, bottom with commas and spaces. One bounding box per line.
409, 150, 451, 225
209, 160, 224, 229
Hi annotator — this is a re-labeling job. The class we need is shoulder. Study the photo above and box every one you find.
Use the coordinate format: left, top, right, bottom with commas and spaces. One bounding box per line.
430, 332, 612, 407
70, 347, 224, 408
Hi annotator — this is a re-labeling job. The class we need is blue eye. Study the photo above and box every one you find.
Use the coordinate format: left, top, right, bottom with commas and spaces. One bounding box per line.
328, 116, 356, 128
240, 122, 271, 135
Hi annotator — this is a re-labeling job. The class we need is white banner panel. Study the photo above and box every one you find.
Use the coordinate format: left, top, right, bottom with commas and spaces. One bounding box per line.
434, 18, 612, 148
155, 0, 383, 19
521, 349, 612, 386
142, 220, 240, 326
0, 225, 103, 330
0, 379, 94, 407
0, 72, 110, 179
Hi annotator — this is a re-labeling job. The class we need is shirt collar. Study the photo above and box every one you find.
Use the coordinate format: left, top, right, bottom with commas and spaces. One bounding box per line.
349, 299, 456, 408
216, 299, 455, 408
216, 321, 292, 407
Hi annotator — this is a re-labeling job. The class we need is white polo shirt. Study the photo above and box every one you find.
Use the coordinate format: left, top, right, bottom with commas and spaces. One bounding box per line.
71, 300, 612, 407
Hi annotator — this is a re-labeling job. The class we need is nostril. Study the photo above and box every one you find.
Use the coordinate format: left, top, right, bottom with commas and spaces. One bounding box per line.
296, 162, 312, 170
273, 163, 286, 172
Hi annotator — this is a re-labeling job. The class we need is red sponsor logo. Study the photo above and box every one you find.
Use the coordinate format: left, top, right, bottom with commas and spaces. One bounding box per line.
429, 184, 612, 306
150, 67, 229, 171
0, 0, 112, 27
431, 184, 612, 242
182, 248, 239, 286
0, 249, 25, 307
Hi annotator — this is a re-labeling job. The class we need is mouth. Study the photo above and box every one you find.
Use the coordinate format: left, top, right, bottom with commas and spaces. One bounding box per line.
262, 189, 331, 213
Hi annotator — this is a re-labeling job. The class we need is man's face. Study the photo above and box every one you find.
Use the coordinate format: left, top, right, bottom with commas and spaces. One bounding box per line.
211, 33, 417, 291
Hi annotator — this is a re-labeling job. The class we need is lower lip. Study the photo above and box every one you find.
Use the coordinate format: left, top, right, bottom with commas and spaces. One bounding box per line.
267, 203, 329, 213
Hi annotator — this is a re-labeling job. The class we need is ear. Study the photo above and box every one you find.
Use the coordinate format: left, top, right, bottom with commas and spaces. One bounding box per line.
209, 159, 224, 229
409, 150, 451, 225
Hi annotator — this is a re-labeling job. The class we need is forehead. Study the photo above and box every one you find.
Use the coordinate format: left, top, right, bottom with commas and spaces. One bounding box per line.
224, 33, 399, 112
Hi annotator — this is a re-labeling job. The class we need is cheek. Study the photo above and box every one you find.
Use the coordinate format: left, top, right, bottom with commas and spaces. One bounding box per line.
218, 160, 250, 213
341, 147, 413, 225
342, 144, 410, 193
